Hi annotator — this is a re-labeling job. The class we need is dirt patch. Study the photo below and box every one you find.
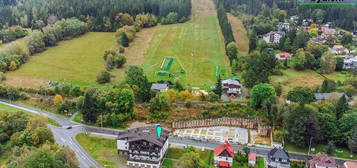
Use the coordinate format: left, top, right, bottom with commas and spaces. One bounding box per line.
5, 76, 48, 88
227, 13, 249, 56
112, 27, 158, 82
192, 0, 216, 16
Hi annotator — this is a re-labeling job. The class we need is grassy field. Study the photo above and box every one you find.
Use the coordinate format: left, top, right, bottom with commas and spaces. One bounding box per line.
142, 0, 228, 87
162, 147, 214, 168
227, 13, 249, 56
270, 69, 324, 95
76, 134, 127, 168
5, 32, 116, 88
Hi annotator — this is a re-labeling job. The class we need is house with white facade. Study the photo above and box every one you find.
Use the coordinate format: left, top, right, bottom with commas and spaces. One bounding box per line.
117, 125, 169, 168
342, 55, 357, 70
222, 78, 242, 98
214, 141, 234, 168
263, 31, 285, 44
151, 83, 169, 93
277, 22, 290, 31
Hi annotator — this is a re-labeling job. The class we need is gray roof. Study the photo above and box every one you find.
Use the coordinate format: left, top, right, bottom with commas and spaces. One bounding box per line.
117, 125, 169, 147
268, 147, 290, 160
314, 93, 345, 100
151, 83, 169, 90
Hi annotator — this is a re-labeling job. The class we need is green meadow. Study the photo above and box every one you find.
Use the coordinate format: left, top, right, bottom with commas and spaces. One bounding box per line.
6, 32, 116, 88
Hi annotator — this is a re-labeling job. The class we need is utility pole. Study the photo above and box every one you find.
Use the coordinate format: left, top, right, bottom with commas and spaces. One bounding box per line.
306, 137, 313, 168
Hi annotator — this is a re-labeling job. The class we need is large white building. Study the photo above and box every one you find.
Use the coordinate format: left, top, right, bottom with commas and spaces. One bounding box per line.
117, 125, 169, 168
263, 31, 285, 43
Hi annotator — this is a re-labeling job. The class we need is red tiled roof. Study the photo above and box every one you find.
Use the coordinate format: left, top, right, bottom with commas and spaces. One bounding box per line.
248, 153, 257, 161
279, 52, 292, 58
308, 153, 336, 168
219, 161, 229, 167
345, 161, 357, 168
214, 141, 234, 157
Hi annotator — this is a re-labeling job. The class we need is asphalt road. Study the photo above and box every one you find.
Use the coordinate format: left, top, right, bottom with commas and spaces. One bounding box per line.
0, 100, 349, 167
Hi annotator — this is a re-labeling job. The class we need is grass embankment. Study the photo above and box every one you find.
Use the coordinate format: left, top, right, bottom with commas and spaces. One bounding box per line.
285, 143, 357, 160
227, 13, 249, 56
76, 133, 126, 168
143, 0, 228, 87
271, 69, 353, 95
0, 103, 60, 126
271, 69, 324, 95
162, 147, 214, 168
5, 32, 116, 88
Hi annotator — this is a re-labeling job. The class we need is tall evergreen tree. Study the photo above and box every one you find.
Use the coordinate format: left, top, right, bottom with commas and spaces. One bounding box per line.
335, 95, 349, 120
214, 76, 222, 98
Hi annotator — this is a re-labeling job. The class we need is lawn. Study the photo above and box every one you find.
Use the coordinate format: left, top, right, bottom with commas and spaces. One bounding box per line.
162, 147, 214, 168
270, 69, 324, 95
0, 103, 60, 126
76, 133, 127, 168
322, 71, 353, 82
284, 143, 357, 160
5, 32, 116, 88
142, 0, 229, 87
227, 13, 249, 56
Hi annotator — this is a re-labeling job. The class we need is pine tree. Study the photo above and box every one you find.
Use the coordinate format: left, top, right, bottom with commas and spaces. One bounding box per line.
335, 95, 349, 120
119, 32, 129, 47
214, 76, 222, 98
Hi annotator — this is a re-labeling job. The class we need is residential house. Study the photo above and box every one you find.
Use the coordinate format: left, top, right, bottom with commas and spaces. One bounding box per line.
275, 52, 293, 60
353, 31, 357, 37
151, 83, 169, 92
344, 161, 357, 168
267, 147, 290, 168
342, 55, 357, 70
290, 16, 299, 23
263, 31, 285, 44
117, 125, 170, 168
222, 78, 242, 98
214, 141, 234, 168
248, 152, 257, 166
277, 22, 290, 31
329, 45, 349, 55
302, 19, 314, 26
310, 38, 326, 45
308, 153, 337, 168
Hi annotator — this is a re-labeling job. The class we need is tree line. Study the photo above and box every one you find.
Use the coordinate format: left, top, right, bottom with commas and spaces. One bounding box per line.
221, 0, 357, 31
0, 0, 191, 32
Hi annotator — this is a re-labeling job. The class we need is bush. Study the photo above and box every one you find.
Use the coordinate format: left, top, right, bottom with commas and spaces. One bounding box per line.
0, 26, 28, 43
96, 70, 111, 84
0, 72, 6, 82
114, 55, 126, 68
57, 101, 76, 115
161, 12, 179, 24
184, 101, 193, 108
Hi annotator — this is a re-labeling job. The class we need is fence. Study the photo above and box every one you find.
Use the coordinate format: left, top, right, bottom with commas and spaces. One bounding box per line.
172, 117, 272, 137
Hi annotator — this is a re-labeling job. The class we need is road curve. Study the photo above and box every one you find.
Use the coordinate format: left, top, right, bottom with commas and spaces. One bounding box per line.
0, 100, 103, 168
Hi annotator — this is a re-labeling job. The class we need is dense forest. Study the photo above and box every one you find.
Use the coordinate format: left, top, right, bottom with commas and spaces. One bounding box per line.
0, 0, 192, 31
220, 0, 357, 31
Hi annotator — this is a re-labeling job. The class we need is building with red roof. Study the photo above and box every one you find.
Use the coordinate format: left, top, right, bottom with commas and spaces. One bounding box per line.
275, 52, 293, 60
308, 153, 337, 168
214, 141, 234, 168
344, 161, 357, 168
248, 152, 257, 166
